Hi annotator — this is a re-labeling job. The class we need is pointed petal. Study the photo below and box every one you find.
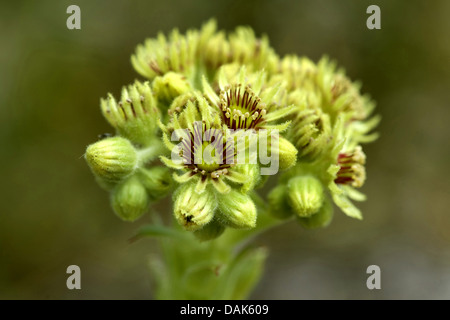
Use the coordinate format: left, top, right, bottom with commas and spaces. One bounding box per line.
211, 178, 231, 194
264, 105, 296, 123
223, 170, 249, 185
332, 193, 363, 220
162, 132, 177, 151
262, 121, 291, 132
173, 171, 195, 183
160, 156, 184, 169
342, 185, 367, 202
195, 177, 208, 194
202, 76, 220, 107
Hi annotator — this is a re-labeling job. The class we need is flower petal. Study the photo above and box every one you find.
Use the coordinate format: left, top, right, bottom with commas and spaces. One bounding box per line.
342, 185, 367, 202
223, 170, 249, 185
262, 121, 291, 132
263, 105, 296, 123
195, 177, 208, 194
173, 171, 195, 183
332, 193, 362, 220
202, 76, 220, 107
160, 156, 184, 169
211, 178, 231, 194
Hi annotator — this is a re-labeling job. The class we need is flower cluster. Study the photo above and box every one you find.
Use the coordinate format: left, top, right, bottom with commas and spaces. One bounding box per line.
84, 20, 379, 239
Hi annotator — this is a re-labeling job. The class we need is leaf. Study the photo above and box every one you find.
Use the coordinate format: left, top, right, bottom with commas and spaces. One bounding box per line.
216, 246, 268, 299
129, 224, 189, 243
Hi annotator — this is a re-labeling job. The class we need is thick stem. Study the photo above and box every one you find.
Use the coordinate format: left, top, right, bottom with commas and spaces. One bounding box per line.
137, 140, 166, 166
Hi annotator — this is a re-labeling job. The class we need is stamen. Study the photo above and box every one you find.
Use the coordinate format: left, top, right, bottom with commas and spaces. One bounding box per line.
335, 147, 366, 188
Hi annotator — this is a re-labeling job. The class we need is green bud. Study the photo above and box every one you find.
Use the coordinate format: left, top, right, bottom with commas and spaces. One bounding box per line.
268, 184, 294, 220
85, 136, 137, 189
131, 28, 199, 80
269, 55, 317, 92
111, 176, 150, 222
137, 166, 173, 201
298, 197, 334, 229
286, 97, 331, 161
153, 72, 191, 105
233, 164, 260, 193
255, 174, 270, 189
276, 136, 298, 170
287, 175, 324, 218
193, 219, 226, 241
318, 58, 371, 122
216, 190, 257, 229
173, 183, 216, 231
167, 92, 195, 115
100, 81, 160, 147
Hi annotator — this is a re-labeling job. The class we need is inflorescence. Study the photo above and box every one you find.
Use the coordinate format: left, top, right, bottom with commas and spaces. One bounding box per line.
84, 20, 380, 240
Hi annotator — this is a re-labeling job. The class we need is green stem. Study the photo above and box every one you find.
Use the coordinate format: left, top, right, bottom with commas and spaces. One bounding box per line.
137, 140, 165, 165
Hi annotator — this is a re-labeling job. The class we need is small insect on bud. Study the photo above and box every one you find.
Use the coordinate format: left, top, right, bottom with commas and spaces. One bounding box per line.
173, 183, 216, 232
297, 197, 334, 229
287, 175, 324, 218
85, 136, 138, 189
111, 176, 150, 222
153, 72, 191, 104
268, 184, 294, 220
216, 190, 257, 229
193, 219, 226, 241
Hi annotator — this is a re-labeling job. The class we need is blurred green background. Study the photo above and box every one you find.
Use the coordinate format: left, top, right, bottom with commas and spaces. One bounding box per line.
1, 0, 449, 299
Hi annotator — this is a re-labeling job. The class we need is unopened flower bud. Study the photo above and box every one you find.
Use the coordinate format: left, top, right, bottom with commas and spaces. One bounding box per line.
167, 92, 195, 116
111, 176, 150, 222
274, 136, 298, 170
100, 81, 160, 147
131, 28, 198, 80
233, 164, 261, 193
287, 106, 331, 160
268, 184, 294, 219
153, 72, 191, 105
216, 190, 257, 229
137, 166, 173, 201
297, 197, 334, 229
287, 175, 324, 218
85, 136, 137, 189
174, 183, 216, 231
193, 219, 226, 241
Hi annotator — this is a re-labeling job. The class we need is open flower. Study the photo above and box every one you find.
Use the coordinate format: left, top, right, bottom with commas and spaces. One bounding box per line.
203, 67, 294, 132
159, 95, 251, 194
325, 121, 368, 220
202, 67, 298, 170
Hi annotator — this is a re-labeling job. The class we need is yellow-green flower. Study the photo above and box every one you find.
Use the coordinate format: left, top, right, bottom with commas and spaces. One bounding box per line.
160, 95, 250, 194
100, 81, 160, 147
197, 21, 279, 77
203, 67, 294, 132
